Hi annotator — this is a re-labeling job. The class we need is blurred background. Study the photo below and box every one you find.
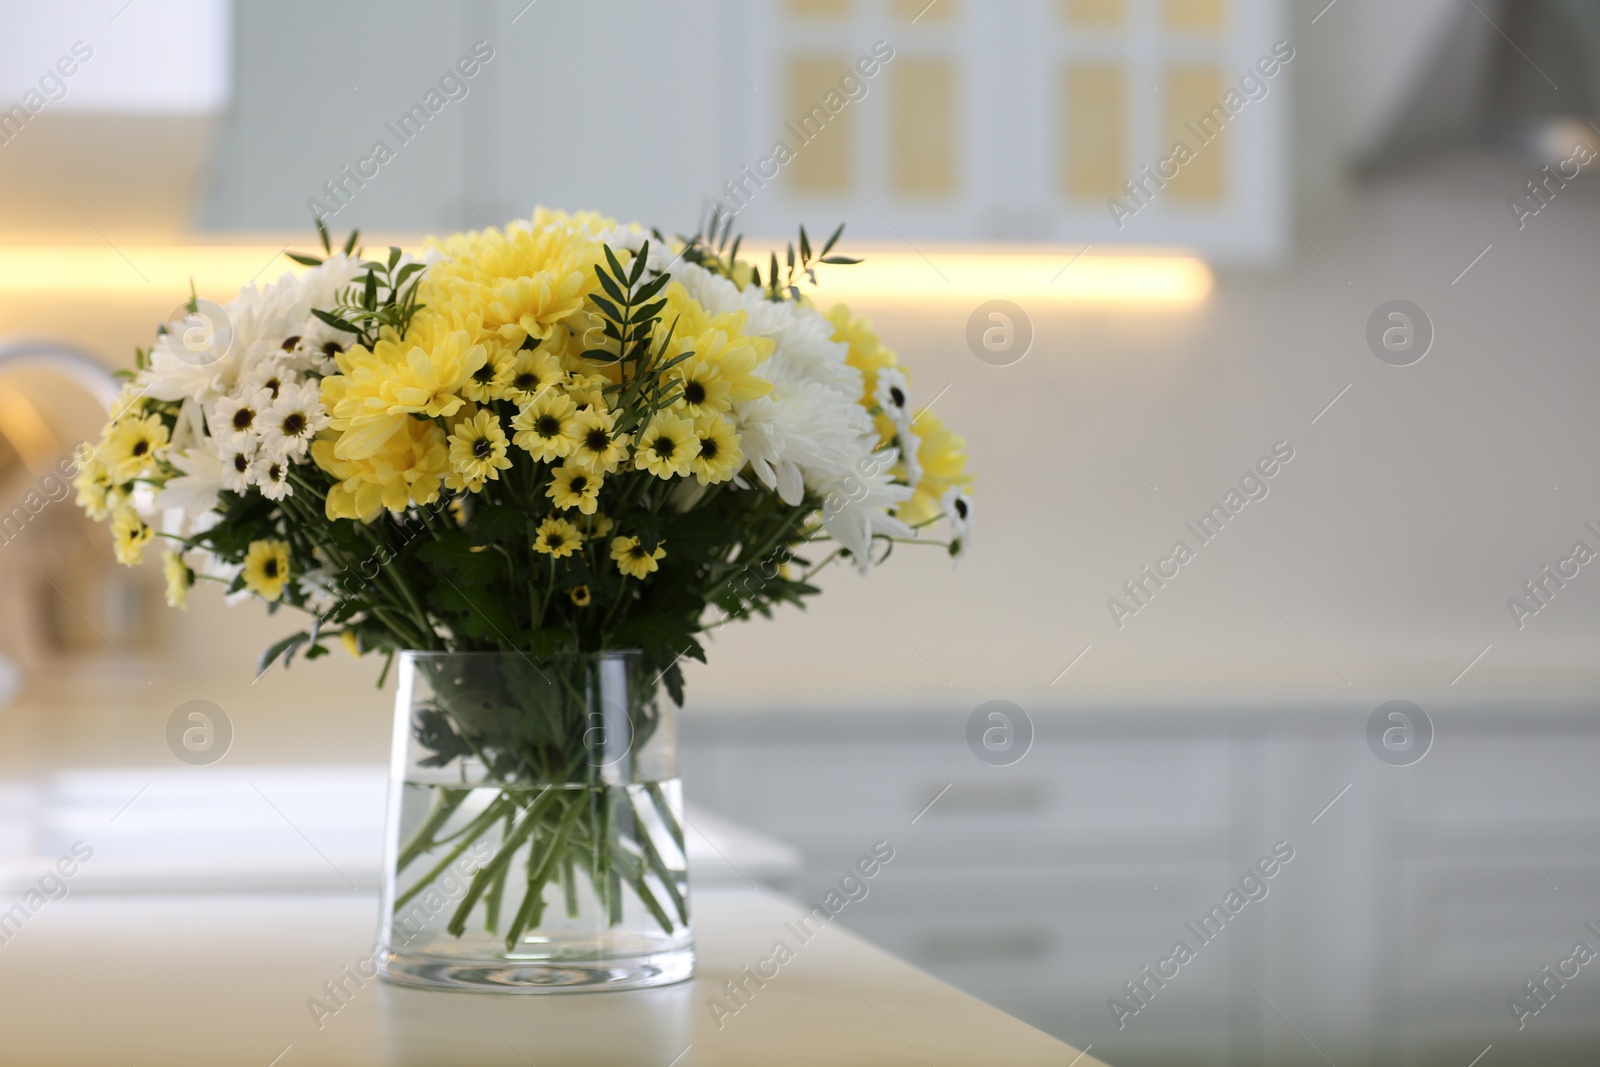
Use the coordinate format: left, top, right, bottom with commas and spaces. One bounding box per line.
2, 0, 1599, 1064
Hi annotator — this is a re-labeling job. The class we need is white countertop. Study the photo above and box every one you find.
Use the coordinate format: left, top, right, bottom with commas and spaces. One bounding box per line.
0, 886, 1106, 1066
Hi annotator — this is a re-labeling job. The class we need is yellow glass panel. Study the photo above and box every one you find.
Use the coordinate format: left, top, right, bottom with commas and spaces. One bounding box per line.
890, 0, 955, 20
786, 56, 853, 193
891, 58, 957, 195
1061, 64, 1124, 199
1164, 0, 1226, 28
787, 0, 852, 16
1164, 66, 1226, 201
1060, 0, 1123, 26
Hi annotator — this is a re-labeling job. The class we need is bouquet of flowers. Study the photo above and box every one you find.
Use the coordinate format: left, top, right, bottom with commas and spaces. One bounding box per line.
73, 207, 972, 958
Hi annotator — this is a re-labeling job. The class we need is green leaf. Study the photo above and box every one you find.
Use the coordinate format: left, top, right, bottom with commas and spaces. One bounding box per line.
629, 240, 649, 285
312, 309, 360, 334
594, 267, 628, 305
799, 225, 811, 264
387, 246, 401, 271
343, 229, 360, 256
820, 255, 862, 265
820, 222, 845, 258
286, 251, 324, 267
258, 631, 309, 676
589, 293, 623, 323
316, 216, 332, 254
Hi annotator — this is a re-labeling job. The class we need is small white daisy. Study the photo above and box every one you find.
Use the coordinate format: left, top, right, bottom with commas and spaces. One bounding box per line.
941, 486, 972, 538
207, 387, 272, 451
259, 379, 328, 461
241, 355, 295, 402
874, 368, 913, 429
251, 452, 293, 500
218, 442, 255, 493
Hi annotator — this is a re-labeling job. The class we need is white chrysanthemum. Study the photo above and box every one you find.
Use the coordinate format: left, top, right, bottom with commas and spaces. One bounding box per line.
156, 448, 222, 518
141, 254, 365, 407
941, 486, 972, 538
207, 386, 271, 452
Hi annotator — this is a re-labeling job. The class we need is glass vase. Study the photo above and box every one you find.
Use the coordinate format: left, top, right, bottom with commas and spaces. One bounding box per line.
376, 650, 693, 992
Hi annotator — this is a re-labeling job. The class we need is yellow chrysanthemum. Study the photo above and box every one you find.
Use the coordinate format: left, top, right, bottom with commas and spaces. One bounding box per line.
568, 584, 592, 607
546, 463, 603, 514
897, 410, 974, 525
314, 417, 452, 522
633, 411, 695, 479
610, 535, 665, 579
162, 549, 192, 609
584, 513, 615, 540
110, 505, 153, 566
568, 408, 630, 474
689, 415, 742, 486
498, 348, 564, 404
533, 516, 583, 558
321, 322, 487, 461
421, 212, 609, 347
511, 390, 579, 462
242, 539, 292, 601
103, 412, 169, 484
446, 410, 512, 493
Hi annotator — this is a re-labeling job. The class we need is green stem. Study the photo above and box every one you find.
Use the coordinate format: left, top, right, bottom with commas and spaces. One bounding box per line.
395, 787, 470, 874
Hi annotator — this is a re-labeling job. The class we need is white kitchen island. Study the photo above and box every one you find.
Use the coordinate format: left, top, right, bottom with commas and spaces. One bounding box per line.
0, 885, 1105, 1066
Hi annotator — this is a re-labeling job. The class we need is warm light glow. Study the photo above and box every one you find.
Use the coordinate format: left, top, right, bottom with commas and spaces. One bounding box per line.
0, 243, 1212, 308
0, 246, 310, 298
802, 247, 1213, 307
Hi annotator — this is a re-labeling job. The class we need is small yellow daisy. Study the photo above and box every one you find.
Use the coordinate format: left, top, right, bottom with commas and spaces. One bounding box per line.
242, 539, 292, 601
670, 360, 733, 417
546, 464, 603, 514
689, 415, 743, 486
162, 549, 192, 609
611, 535, 666, 579
111, 506, 153, 566
569, 408, 630, 474
568, 584, 592, 607
511, 390, 579, 462
633, 411, 694, 480
533, 516, 583, 559
447, 410, 513, 492
460, 343, 514, 403
498, 348, 564, 404
104, 413, 169, 484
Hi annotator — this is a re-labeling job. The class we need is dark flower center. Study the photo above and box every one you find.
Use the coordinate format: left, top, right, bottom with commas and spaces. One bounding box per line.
547, 534, 565, 549
584, 428, 609, 452
264, 378, 281, 398
263, 560, 279, 579
514, 373, 539, 391
268, 463, 283, 481
233, 454, 249, 473
629, 544, 649, 559
473, 363, 496, 383
955, 498, 968, 519
535, 415, 561, 438
698, 437, 718, 459
889, 386, 906, 408
282, 336, 301, 351
131, 440, 149, 457
232, 408, 255, 431
651, 435, 677, 459
282, 413, 306, 436
473, 438, 492, 459
683, 381, 706, 404
322, 341, 343, 357
569, 474, 588, 492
